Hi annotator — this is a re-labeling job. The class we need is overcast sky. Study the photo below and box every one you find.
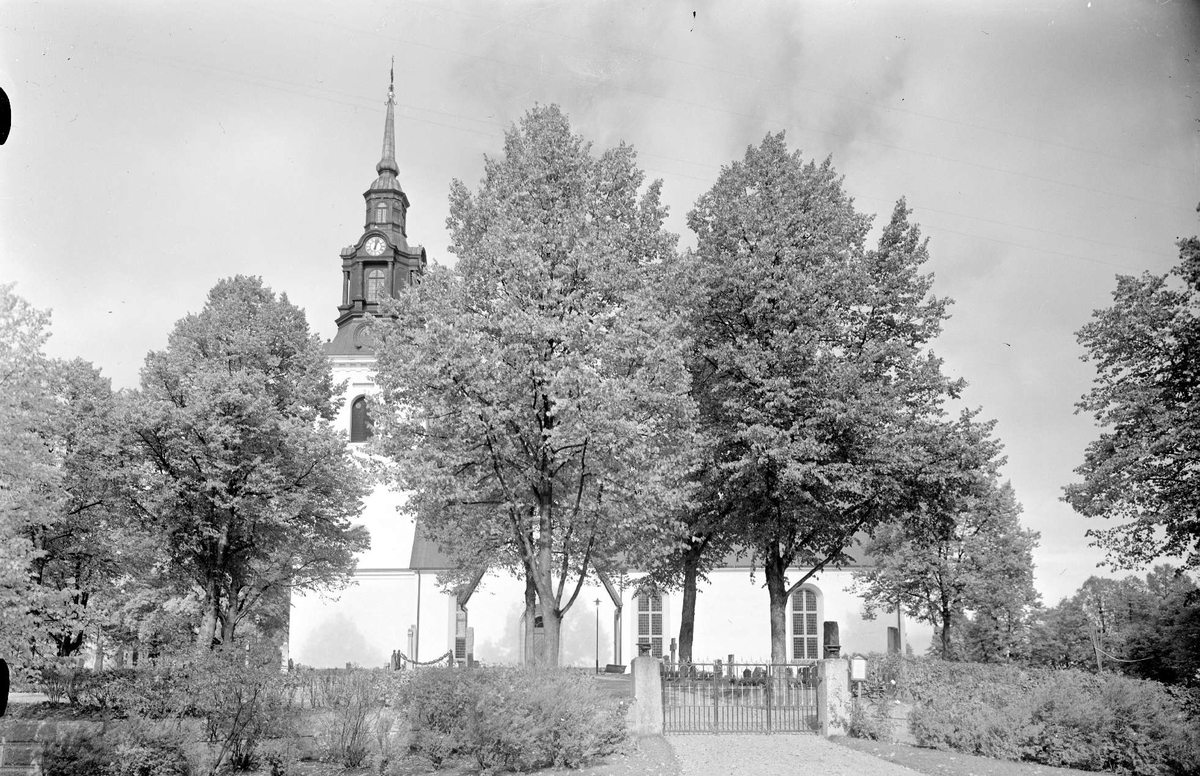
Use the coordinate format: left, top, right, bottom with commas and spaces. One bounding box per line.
2, 0, 1197, 606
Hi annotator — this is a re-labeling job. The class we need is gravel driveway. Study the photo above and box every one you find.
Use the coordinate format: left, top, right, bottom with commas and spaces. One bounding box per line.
667, 734, 918, 776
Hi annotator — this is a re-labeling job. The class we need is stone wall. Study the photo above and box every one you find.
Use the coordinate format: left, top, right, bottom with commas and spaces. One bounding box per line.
0, 720, 103, 775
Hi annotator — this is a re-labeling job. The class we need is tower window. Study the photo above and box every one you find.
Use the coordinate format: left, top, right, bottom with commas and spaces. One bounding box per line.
350, 395, 372, 442
375, 202, 387, 224
365, 268, 386, 303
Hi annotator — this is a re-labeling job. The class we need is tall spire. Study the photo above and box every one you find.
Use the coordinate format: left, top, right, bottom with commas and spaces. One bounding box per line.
331, 61, 426, 356
377, 57, 399, 178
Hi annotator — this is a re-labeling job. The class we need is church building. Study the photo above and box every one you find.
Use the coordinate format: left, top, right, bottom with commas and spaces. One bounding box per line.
286, 76, 933, 670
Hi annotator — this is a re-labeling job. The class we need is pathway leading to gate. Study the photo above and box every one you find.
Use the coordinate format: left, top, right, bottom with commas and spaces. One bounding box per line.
666, 734, 919, 776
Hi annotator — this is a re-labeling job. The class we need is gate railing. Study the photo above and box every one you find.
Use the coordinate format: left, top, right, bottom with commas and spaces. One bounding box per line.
660, 660, 819, 733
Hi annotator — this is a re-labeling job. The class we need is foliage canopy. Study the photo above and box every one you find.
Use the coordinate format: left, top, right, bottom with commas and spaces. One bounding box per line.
371, 105, 696, 665
683, 133, 995, 662
1066, 235, 1200, 572
121, 275, 369, 649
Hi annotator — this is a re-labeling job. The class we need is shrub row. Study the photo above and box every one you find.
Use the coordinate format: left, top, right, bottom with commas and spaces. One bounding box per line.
40, 723, 191, 776
35, 658, 627, 774
38, 645, 298, 775
403, 666, 629, 772
853, 654, 1200, 776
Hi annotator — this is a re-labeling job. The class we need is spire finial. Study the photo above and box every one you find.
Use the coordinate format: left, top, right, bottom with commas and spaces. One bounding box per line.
377, 61, 399, 178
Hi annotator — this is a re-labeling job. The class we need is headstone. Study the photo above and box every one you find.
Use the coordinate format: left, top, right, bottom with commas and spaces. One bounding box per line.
823, 621, 840, 653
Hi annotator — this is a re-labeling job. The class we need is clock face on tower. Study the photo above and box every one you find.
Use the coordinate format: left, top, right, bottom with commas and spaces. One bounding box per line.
364, 236, 387, 256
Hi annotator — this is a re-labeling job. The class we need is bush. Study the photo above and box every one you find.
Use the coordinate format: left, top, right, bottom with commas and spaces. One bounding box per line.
188, 643, 295, 773
40, 725, 191, 776
884, 655, 1200, 775
402, 666, 627, 771
315, 669, 386, 767
107, 727, 191, 776
41, 729, 114, 776
37, 663, 191, 719
848, 698, 894, 741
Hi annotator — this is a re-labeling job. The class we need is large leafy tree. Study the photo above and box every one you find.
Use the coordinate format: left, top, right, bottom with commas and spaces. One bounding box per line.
1066, 232, 1200, 571
0, 287, 128, 670
0, 284, 64, 667
28, 358, 128, 658
122, 276, 369, 649
371, 105, 695, 666
1029, 567, 1200, 685
685, 133, 988, 663
854, 476, 1040, 660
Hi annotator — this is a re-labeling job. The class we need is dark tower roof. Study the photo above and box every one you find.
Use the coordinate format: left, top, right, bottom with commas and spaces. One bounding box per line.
328, 63, 427, 357
369, 67, 404, 196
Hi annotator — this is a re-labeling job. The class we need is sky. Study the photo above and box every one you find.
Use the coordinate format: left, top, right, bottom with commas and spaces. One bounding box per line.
2, 0, 1197, 607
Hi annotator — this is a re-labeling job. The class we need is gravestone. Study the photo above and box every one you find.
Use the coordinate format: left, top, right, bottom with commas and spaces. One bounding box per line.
823, 621, 841, 658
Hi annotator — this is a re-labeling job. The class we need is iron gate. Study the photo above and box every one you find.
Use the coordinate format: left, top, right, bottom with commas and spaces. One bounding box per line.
660, 661, 818, 733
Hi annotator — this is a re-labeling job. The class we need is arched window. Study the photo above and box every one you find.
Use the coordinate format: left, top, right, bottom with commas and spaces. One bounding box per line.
350, 395, 372, 442
636, 589, 664, 658
365, 268, 386, 303
791, 588, 819, 660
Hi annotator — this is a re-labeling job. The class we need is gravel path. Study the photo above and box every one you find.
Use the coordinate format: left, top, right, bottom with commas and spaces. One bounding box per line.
667, 734, 918, 776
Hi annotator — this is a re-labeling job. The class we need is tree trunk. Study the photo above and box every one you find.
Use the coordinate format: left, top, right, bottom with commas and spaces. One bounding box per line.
198, 578, 221, 652
532, 489, 561, 667
678, 549, 700, 664
765, 549, 789, 664
221, 596, 240, 647
542, 605, 562, 667
53, 629, 86, 657
523, 574, 537, 666
940, 603, 954, 659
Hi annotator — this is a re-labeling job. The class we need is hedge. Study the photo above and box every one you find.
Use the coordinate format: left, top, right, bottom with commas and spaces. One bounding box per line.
852, 654, 1200, 776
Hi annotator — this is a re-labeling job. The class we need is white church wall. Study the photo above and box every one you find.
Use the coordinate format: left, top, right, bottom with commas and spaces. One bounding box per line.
351, 486, 413, 571
291, 572, 415, 668
629, 567, 933, 664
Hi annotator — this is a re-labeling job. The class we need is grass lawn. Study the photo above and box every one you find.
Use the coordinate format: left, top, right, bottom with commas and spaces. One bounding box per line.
833, 736, 1104, 776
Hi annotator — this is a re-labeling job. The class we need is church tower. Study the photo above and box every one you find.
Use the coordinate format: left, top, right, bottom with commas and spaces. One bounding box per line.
328, 64, 427, 356
286, 68, 432, 669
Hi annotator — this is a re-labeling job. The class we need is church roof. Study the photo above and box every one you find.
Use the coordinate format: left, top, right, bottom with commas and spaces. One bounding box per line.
405, 521, 876, 573
409, 520, 457, 570
326, 322, 375, 357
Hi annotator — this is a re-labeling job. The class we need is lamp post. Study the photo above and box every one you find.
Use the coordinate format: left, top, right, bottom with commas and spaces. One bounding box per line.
594, 597, 601, 674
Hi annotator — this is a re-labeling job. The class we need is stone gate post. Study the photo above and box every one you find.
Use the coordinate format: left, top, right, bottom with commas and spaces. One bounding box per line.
630, 655, 663, 736
817, 658, 851, 737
